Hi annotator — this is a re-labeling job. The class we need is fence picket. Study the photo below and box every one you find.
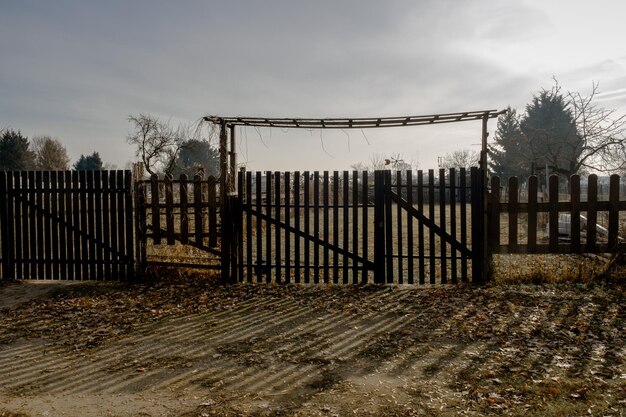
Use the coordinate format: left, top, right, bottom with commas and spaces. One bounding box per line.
571, 175, 581, 252
21, 171, 30, 279
285, 171, 291, 283
275, 171, 282, 283
459, 168, 467, 282
608, 174, 620, 248
342, 171, 349, 284
333, 171, 339, 284
428, 169, 435, 284
294, 171, 301, 283
439, 168, 447, 283
508, 176, 518, 252
406, 170, 414, 284
396, 171, 403, 284
449, 168, 457, 283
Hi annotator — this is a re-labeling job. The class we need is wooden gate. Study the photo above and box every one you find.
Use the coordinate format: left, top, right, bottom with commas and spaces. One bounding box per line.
0, 170, 134, 280
135, 173, 221, 271
234, 168, 483, 284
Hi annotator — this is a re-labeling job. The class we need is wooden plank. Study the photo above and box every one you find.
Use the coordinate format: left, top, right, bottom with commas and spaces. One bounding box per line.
109, 171, 119, 280
470, 167, 482, 283
362, 171, 368, 284
373, 171, 385, 283
508, 176, 518, 251
180, 174, 189, 244
549, 175, 559, 252
323, 171, 330, 284
352, 171, 359, 284
34, 171, 43, 279
124, 170, 134, 279
266, 172, 272, 283
428, 169, 435, 284
13, 172, 23, 279
116, 171, 126, 279
50, 171, 60, 280
570, 175, 581, 253
313, 171, 320, 283
165, 174, 175, 245
255, 172, 263, 283
208, 176, 218, 247
396, 171, 403, 284
304, 171, 311, 284
86, 171, 96, 279
0, 172, 11, 279
406, 170, 414, 284
342, 171, 349, 284
21, 171, 30, 279
101, 172, 111, 279
385, 171, 393, 284
294, 171, 301, 283
150, 174, 161, 245
439, 168, 447, 284
237, 173, 244, 283
43, 171, 52, 279
285, 171, 291, 283
93, 171, 103, 280
608, 174, 620, 248
71, 171, 81, 279
490, 176, 501, 252
417, 170, 425, 284
449, 168, 457, 283
275, 171, 282, 283
459, 168, 467, 282
27, 171, 37, 279
528, 176, 538, 252
332, 171, 339, 283
246, 171, 253, 282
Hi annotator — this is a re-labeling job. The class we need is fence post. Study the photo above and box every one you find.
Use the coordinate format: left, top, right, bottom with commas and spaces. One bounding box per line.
373, 171, 386, 283
132, 163, 146, 278
470, 167, 485, 283
0, 171, 11, 280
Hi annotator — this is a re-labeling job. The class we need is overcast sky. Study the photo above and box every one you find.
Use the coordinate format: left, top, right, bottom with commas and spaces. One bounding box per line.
2, 0, 625, 171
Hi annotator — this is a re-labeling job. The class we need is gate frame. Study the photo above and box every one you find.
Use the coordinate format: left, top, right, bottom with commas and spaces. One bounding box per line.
204, 110, 502, 284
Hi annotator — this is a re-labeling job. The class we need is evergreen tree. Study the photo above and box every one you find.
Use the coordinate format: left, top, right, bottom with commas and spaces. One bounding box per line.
0, 129, 35, 170
489, 107, 526, 179
520, 87, 582, 180
74, 152, 104, 170
172, 139, 219, 178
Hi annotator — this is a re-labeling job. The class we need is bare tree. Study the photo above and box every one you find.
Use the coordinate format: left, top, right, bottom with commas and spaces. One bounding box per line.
566, 82, 626, 173
440, 149, 479, 169
126, 114, 189, 176
32, 136, 70, 170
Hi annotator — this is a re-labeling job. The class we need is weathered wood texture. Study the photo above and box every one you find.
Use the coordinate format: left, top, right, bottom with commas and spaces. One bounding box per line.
134, 174, 222, 270
0, 170, 134, 280
489, 174, 625, 254
237, 169, 479, 284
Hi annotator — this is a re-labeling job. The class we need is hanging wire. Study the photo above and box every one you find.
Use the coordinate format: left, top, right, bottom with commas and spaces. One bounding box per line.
254, 126, 270, 149
341, 129, 351, 152
360, 129, 371, 145
320, 129, 334, 158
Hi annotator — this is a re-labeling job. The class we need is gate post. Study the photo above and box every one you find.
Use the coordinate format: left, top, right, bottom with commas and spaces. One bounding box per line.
470, 167, 484, 283
132, 163, 147, 278
0, 171, 11, 280
373, 171, 386, 283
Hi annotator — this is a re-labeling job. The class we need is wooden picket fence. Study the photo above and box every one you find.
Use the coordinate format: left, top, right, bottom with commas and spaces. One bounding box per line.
2, 169, 626, 283
230, 168, 483, 285
134, 173, 221, 270
0, 170, 134, 280
489, 174, 625, 254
